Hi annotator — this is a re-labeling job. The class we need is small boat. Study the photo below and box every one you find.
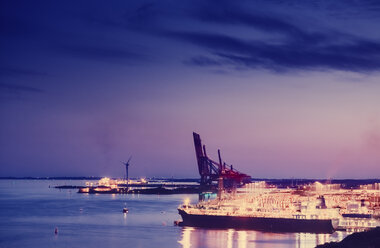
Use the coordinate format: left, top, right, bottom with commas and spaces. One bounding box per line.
123, 202, 129, 214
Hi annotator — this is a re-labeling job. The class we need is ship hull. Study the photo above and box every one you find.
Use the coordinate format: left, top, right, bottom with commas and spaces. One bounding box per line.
178, 209, 335, 233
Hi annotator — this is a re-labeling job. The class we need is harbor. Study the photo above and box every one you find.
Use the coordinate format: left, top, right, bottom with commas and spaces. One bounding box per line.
2, 131, 380, 247
52, 133, 380, 234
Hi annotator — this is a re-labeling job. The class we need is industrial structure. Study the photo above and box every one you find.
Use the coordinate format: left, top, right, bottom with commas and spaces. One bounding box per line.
193, 132, 251, 189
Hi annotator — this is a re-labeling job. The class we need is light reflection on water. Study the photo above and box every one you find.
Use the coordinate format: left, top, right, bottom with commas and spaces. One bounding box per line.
178, 227, 193, 248
178, 226, 347, 248
0, 180, 348, 248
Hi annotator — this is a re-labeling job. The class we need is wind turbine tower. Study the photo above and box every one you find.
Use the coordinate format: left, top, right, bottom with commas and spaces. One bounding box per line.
122, 156, 132, 186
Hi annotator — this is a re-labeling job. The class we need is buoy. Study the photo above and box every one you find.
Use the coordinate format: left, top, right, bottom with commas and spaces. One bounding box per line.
54, 227, 58, 235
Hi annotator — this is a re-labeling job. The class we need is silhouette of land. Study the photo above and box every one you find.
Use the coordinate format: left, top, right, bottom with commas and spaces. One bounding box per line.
316, 227, 380, 248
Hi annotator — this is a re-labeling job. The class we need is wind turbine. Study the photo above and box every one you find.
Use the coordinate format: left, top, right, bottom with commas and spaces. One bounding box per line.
122, 156, 132, 186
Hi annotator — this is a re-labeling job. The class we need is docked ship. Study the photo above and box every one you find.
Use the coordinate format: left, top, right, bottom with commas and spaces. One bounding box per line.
178, 191, 340, 233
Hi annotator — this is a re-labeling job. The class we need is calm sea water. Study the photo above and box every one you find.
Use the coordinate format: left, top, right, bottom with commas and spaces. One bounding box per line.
0, 180, 348, 248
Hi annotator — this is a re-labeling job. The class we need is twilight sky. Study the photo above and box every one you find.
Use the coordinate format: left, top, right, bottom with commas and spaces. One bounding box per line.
1, 0, 380, 178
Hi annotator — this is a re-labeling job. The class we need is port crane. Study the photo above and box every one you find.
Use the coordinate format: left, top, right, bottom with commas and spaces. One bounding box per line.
193, 132, 251, 189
